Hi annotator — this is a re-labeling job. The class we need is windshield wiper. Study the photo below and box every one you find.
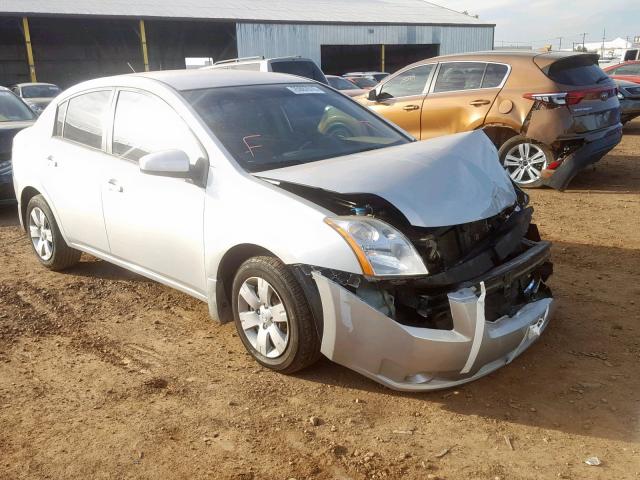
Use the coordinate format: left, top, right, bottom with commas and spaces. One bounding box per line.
596, 76, 610, 84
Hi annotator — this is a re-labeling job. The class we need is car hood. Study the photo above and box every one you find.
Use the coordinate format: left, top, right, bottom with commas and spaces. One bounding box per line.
256, 130, 517, 227
0, 121, 34, 159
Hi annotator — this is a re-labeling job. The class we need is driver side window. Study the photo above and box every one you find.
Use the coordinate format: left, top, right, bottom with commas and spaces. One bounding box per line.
379, 65, 433, 99
112, 90, 204, 163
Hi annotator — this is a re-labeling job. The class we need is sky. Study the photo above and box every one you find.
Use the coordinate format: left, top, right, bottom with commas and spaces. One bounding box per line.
437, 0, 640, 49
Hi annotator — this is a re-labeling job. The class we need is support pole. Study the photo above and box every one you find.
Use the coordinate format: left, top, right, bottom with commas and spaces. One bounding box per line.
139, 19, 150, 72
381, 44, 385, 72
22, 17, 37, 82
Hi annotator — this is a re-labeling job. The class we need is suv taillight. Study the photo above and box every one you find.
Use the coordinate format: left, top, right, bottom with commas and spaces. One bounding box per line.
524, 87, 617, 106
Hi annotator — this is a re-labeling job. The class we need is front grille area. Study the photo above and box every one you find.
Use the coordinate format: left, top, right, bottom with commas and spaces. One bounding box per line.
407, 209, 513, 275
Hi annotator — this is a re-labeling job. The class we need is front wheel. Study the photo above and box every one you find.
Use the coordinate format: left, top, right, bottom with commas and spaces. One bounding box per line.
498, 136, 553, 188
231, 256, 321, 374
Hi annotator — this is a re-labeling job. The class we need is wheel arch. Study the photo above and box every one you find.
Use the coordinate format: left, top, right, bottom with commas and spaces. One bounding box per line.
212, 243, 277, 324
481, 125, 520, 150
210, 243, 324, 339
19, 186, 43, 231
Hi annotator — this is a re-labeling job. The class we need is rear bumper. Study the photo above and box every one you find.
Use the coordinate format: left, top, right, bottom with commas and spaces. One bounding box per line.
543, 124, 623, 190
314, 242, 554, 391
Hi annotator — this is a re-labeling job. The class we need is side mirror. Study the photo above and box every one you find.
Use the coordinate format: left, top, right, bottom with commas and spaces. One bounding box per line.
139, 149, 191, 179
367, 89, 379, 101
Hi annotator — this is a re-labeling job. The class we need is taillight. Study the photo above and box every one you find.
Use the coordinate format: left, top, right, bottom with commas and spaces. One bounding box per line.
524, 87, 617, 106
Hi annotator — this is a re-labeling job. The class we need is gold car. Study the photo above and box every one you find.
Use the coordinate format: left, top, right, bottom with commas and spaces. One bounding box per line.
357, 51, 622, 189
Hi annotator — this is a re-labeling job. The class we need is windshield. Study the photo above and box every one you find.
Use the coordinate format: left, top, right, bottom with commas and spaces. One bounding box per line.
0, 92, 35, 122
21, 84, 61, 99
270, 61, 327, 84
183, 83, 409, 172
348, 77, 378, 89
328, 77, 359, 90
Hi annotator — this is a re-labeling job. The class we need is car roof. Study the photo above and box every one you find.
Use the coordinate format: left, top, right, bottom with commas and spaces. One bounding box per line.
61, 69, 313, 96
13, 82, 59, 87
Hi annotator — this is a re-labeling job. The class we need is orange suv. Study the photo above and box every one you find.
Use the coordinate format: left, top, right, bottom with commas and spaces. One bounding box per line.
357, 51, 622, 189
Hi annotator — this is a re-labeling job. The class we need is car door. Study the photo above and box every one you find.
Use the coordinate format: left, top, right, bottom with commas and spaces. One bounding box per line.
361, 64, 435, 138
43, 89, 113, 252
101, 89, 207, 293
421, 62, 508, 139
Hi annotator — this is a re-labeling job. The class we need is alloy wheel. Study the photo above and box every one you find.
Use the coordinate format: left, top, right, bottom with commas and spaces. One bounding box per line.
28, 207, 54, 261
503, 142, 548, 185
237, 277, 290, 358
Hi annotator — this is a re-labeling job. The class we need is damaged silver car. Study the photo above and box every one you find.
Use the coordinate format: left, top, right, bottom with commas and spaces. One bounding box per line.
12, 70, 553, 391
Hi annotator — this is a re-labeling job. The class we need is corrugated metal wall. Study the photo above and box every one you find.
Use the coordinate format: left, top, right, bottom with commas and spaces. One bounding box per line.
236, 23, 494, 65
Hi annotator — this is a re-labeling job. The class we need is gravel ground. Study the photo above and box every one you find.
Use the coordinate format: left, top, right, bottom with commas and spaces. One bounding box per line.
1, 120, 639, 480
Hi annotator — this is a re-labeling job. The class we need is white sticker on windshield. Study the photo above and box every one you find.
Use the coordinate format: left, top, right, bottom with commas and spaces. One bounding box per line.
286, 86, 326, 95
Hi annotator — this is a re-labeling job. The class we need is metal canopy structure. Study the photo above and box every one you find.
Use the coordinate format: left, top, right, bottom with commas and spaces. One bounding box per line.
1, 0, 492, 26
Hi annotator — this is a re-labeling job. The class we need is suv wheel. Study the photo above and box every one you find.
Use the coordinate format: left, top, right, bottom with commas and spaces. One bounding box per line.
231, 256, 321, 373
26, 195, 81, 270
499, 136, 553, 188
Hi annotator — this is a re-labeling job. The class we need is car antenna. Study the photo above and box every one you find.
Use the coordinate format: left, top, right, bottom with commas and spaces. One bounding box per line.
127, 62, 137, 73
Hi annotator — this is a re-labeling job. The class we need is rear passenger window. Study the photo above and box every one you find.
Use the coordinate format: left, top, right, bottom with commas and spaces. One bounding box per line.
112, 90, 203, 163
434, 62, 485, 93
482, 63, 509, 88
53, 101, 68, 137
379, 64, 433, 99
63, 90, 111, 149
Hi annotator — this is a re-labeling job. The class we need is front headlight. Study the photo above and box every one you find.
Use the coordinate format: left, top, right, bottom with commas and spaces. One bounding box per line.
617, 92, 625, 100
325, 216, 428, 277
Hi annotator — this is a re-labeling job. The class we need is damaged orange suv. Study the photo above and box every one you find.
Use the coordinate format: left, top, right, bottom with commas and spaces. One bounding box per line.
358, 51, 622, 189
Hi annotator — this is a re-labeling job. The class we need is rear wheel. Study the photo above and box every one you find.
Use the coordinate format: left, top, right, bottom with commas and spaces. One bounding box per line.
26, 195, 81, 270
231, 256, 320, 374
499, 136, 553, 188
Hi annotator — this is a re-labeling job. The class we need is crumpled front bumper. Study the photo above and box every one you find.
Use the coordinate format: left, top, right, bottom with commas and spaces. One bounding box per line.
313, 264, 553, 392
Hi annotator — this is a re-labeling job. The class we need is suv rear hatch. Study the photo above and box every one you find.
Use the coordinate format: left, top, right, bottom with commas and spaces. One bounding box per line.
533, 53, 619, 135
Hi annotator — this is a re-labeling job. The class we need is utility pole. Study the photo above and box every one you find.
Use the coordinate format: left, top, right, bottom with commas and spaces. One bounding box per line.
581, 32, 587, 51
601, 28, 606, 58
558, 37, 563, 50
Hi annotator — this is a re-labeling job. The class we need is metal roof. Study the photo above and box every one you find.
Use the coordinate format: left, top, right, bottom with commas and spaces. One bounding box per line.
1, 0, 491, 26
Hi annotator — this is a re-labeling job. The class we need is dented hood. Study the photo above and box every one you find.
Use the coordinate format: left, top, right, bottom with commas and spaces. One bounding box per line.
257, 130, 516, 227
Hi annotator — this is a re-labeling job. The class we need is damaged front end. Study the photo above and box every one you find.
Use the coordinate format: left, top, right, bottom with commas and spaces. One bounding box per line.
289, 185, 554, 391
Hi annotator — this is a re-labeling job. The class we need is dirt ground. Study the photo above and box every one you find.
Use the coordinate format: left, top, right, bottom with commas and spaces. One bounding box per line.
1, 121, 639, 480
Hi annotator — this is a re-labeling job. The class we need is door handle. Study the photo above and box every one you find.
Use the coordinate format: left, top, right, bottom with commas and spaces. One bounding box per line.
107, 179, 123, 193
46, 155, 57, 167
403, 105, 420, 111
469, 99, 491, 106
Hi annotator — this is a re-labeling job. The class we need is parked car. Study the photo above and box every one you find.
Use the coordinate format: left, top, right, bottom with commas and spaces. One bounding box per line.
620, 48, 639, 62
357, 51, 622, 190
206, 56, 328, 85
344, 71, 390, 82
11, 82, 61, 116
12, 69, 554, 391
326, 75, 368, 97
615, 79, 640, 124
603, 60, 640, 84
344, 75, 379, 90
0, 86, 36, 204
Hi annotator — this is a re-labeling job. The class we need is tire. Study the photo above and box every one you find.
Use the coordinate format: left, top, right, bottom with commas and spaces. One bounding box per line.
231, 256, 321, 374
26, 195, 81, 271
498, 136, 554, 188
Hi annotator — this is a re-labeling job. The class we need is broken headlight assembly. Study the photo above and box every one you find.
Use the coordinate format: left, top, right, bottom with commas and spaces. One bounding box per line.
325, 216, 428, 277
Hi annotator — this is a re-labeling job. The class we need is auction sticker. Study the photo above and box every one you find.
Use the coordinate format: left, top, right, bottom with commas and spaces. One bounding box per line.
286, 86, 325, 94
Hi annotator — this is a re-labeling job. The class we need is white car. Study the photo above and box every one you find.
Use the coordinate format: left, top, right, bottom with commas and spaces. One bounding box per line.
206, 56, 328, 85
12, 69, 554, 391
